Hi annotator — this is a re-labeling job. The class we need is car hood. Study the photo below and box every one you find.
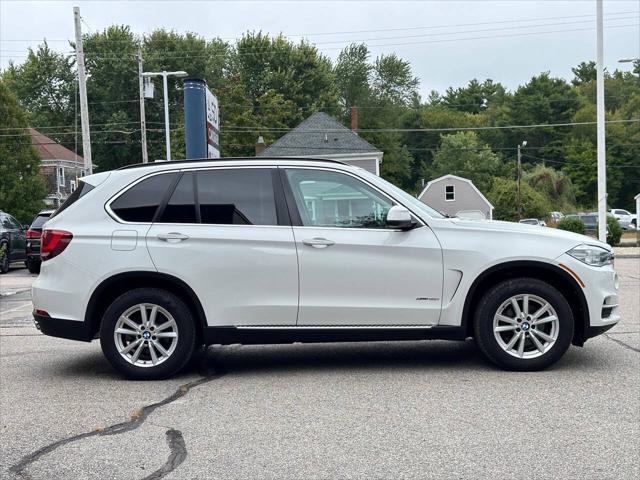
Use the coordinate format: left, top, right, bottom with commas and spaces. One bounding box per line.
446, 217, 611, 251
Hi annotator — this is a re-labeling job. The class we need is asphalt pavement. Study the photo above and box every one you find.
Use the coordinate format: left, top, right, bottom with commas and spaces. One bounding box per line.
0, 259, 638, 479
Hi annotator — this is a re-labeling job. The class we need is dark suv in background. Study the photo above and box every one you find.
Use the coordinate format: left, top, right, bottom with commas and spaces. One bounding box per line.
0, 211, 27, 274
25, 210, 54, 274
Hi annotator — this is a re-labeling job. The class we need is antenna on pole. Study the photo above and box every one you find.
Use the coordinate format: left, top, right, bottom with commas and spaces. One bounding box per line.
73, 6, 92, 174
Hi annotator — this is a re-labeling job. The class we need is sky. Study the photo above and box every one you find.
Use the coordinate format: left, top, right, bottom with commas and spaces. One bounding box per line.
0, 0, 639, 97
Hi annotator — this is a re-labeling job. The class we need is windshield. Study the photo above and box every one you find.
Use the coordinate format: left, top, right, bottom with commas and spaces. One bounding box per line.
358, 170, 445, 219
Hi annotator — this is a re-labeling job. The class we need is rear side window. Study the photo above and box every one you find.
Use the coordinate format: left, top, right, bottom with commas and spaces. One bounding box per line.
50, 181, 95, 219
159, 172, 197, 224
111, 173, 178, 223
197, 169, 277, 225
30, 214, 51, 229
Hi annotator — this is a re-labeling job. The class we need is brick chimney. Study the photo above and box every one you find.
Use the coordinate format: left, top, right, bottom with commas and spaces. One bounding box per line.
255, 135, 266, 156
350, 106, 358, 132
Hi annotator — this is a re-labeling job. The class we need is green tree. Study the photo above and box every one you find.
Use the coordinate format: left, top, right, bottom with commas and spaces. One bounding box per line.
371, 54, 419, 105
334, 43, 372, 110
488, 177, 549, 221
0, 80, 46, 223
442, 78, 507, 113
1, 42, 76, 148
427, 131, 504, 193
523, 165, 576, 212
571, 61, 597, 86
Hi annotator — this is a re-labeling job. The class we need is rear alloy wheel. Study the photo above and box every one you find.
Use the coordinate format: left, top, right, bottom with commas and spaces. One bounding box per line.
474, 278, 573, 371
26, 258, 40, 274
100, 288, 196, 380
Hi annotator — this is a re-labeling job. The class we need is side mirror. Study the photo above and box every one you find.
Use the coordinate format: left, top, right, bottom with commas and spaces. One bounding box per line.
386, 205, 415, 230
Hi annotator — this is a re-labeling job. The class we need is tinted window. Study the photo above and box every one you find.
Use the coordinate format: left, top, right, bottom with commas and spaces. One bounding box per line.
50, 181, 95, 219
285, 169, 393, 229
111, 173, 178, 222
30, 213, 52, 229
159, 172, 197, 224
197, 169, 277, 225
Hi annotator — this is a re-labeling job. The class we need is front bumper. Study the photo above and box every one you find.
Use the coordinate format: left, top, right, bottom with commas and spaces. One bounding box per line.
557, 253, 620, 337
33, 312, 94, 342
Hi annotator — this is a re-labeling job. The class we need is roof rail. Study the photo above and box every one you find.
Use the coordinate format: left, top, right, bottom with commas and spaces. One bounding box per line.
116, 156, 349, 171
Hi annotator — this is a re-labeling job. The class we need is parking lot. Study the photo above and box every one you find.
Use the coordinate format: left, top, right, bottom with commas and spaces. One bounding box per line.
0, 259, 638, 480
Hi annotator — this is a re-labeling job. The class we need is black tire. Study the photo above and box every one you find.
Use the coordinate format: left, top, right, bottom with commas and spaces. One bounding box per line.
473, 278, 574, 371
100, 288, 196, 380
0, 245, 9, 274
26, 258, 41, 274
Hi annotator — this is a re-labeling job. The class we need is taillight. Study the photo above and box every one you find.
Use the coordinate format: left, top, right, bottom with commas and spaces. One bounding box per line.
26, 229, 41, 239
41, 230, 73, 261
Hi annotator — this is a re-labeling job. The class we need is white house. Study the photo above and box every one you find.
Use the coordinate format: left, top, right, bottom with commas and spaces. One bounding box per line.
418, 174, 493, 220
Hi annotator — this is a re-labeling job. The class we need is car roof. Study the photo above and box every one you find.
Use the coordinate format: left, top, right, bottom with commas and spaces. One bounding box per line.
117, 156, 349, 172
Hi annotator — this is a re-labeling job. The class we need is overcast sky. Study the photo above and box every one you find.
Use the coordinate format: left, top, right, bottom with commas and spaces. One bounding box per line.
1, 0, 638, 96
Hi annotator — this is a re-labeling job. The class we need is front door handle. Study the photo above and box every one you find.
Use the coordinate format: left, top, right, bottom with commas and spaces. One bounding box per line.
157, 232, 189, 243
302, 237, 335, 248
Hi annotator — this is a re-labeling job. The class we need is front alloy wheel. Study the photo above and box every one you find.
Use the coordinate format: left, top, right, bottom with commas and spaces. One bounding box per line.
493, 294, 560, 359
474, 278, 574, 371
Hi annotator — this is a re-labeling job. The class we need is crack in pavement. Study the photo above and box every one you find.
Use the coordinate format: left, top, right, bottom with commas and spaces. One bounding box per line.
604, 333, 640, 353
9, 364, 225, 480
142, 429, 188, 480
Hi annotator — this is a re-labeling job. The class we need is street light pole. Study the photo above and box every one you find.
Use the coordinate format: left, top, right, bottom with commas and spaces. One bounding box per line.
142, 70, 187, 161
596, 0, 607, 242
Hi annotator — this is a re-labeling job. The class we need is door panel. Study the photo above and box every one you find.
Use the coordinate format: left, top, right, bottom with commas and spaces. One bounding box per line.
293, 226, 443, 326
146, 167, 298, 327
283, 168, 443, 326
147, 224, 298, 326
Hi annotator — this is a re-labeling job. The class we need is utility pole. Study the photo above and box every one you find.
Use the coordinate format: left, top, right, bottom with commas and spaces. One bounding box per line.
136, 46, 148, 163
596, 0, 607, 242
517, 142, 526, 220
73, 7, 92, 175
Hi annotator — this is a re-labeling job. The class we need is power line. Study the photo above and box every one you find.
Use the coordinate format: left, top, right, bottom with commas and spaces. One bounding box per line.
2, 10, 636, 43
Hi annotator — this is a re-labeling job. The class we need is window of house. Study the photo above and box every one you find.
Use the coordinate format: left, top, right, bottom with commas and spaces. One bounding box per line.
445, 185, 455, 201
110, 172, 178, 222
285, 169, 393, 229
197, 169, 277, 225
70, 180, 76, 192
57, 167, 65, 187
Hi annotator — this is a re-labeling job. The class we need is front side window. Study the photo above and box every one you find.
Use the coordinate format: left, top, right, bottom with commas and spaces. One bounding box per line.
285, 169, 393, 229
197, 168, 277, 225
445, 185, 455, 201
110, 172, 178, 223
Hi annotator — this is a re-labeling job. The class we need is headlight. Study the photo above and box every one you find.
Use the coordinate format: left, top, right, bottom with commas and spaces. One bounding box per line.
567, 244, 613, 267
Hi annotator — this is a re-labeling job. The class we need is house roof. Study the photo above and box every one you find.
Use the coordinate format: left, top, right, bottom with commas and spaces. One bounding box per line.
29, 128, 83, 163
259, 112, 381, 157
418, 174, 494, 209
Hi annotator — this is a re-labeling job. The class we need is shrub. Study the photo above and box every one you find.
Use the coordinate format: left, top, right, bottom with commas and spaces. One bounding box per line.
557, 217, 585, 235
606, 216, 622, 246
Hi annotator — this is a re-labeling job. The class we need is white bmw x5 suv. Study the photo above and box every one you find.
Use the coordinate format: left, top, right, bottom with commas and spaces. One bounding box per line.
33, 158, 619, 379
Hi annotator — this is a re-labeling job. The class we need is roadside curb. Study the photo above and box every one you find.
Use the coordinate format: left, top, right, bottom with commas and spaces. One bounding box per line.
615, 254, 640, 259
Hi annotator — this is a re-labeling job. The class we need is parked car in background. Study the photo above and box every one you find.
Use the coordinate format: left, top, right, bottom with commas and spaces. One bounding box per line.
609, 209, 636, 230
25, 210, 54, 274
0, 211, 27, 274
32, 157, 619, 379
549, 211, 565, 224
519, 218, 547, 227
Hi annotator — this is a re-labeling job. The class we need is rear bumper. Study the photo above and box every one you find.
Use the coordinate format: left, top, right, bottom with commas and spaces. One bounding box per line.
33, 312, 94, 342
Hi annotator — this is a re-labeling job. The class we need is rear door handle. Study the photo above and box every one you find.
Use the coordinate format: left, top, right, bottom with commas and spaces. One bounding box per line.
302, 237, 335, 248
157, 232, 189, 243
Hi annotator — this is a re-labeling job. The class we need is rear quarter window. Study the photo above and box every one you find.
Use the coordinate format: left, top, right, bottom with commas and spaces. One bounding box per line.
50, 181, 95, 219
